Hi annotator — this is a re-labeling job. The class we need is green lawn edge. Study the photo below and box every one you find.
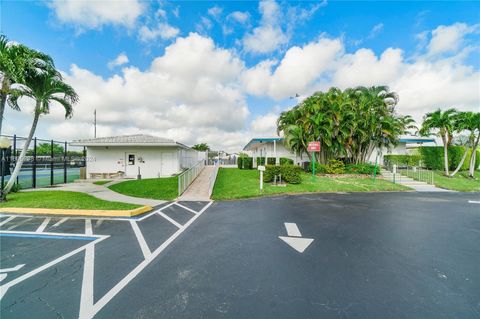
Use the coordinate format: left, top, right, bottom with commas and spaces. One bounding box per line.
431, 171, 480, 192
0, 191, 141, 210
108, 177, 178, 200
212, 168, 409, 200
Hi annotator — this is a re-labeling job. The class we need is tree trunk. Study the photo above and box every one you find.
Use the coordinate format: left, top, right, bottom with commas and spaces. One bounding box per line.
3, 105, 41, 195
0, 77, 10, 135
450, 146, 469, 177
443, 133, 449, 176
469, 135, 479, 178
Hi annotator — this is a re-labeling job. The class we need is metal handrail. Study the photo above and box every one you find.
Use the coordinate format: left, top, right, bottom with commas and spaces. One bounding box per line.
208, 161, 220, 197
178, 160, 205, 196
383, 163, 434, 185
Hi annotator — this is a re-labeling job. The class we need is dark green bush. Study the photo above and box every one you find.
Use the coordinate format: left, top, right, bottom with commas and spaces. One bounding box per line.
306, 161, 326, 173
264, 164, 302, 184
237, 156, 253, 169
256, 157, 265, 166
345, 163, 380, 174
383, 155, 422, 167
280, 157, 294, 165
420, 146, 479, 171
267, 158, 276, 165
325, 159, 345, 174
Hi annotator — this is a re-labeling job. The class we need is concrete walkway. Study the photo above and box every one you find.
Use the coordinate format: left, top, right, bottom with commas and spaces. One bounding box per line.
381, 171, 453, 192
24, 182, 166, 206
178, 166, 215, 201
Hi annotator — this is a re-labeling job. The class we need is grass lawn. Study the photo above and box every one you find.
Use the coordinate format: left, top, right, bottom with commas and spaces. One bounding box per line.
0, 191, 141, 210
108, 177, 178, 200
212, 168, 408, 200
93, 180, 112, 185
432, 170, 480, 192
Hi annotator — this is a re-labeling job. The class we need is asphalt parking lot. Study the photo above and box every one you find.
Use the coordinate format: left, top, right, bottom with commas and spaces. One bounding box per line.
1, 192, 480, 318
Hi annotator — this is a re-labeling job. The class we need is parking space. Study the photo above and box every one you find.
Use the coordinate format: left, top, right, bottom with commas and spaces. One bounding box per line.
1, 193, 480, 318
0, 201, 213, 319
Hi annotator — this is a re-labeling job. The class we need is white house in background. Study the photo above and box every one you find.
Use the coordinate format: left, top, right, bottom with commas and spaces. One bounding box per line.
242, 137, 309, 166
243, 136, 435, 166
71, 134, 206, 179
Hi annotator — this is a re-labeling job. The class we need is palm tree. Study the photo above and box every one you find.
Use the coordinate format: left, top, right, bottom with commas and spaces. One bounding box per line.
449, 112, 473, 177
3, 67, 78, 195
419, 108, 457, 176
467, 112, 480, 178
0, 35, 55, 134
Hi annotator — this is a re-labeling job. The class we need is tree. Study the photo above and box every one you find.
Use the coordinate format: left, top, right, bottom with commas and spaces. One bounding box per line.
467, 112, 480, 178
419, 108, 457, 176
0, 34, 55, 134
3, 66, 78, 195
26, 142, 64, 156
277, 86, 411, 164
192, 143, 210, 151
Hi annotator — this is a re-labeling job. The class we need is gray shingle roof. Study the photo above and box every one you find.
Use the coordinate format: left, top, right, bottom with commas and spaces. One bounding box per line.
70, 134, 181, 146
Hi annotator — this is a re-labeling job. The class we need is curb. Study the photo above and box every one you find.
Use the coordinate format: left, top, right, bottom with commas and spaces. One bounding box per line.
0, 205, 153, 217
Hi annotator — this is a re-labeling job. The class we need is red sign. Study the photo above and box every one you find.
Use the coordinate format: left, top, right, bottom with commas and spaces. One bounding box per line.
307, 141, 321, 152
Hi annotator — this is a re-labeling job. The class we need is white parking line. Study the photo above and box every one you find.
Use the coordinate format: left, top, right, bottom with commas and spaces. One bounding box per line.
468, 200, 480, 204
174, 202, 199, 215
36, 218, 51, 233
129, 221, 151, 259
52, 217, 69, 227
7, 217, 33, 230
0, 216, 16, 227
79, 219, 95, 319
91, 201, 213, 318
157, 211, 182, 228
85, 219, 92, 235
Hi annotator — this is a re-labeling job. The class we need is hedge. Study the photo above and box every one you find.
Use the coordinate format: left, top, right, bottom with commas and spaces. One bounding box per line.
345, 163, 380, 174
384, 155, 422, 167
264, 164, 302, 184
419, 146, 480, 171
237, 156, 253, 169
280, 157, 294, 165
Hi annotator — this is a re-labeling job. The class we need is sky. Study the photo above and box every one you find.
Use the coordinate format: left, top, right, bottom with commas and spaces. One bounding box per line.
1, 0, 479, 152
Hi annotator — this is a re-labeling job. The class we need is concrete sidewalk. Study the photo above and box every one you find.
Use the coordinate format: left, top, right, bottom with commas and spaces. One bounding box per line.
178, 166, 215, 201
24, 182, 166, 206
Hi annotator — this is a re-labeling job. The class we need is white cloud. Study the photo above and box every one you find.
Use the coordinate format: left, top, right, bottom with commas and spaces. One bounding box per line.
48, 0, 144, 30
208, 6, 223, 19
427, 22, 479, 56
243, 0, 288, 54
107, 53, 129, 69
139, 23, 180, 41
242, 37, 343, 99
368, 23, 384, 39
228, 11, 250, 24
35, 33, 249, 152
250, 113, 278, 136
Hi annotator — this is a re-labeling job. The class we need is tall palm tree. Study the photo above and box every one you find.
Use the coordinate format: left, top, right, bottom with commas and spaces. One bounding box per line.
0, 35, 55, 134
3, 67, 78, 195
419, 108, 457, 176
467, 112, 480, 178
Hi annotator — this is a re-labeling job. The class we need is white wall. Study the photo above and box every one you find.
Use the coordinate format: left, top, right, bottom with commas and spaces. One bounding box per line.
87, 146, 183, 178
369, 143, 407, 164
248, 141, 307, 165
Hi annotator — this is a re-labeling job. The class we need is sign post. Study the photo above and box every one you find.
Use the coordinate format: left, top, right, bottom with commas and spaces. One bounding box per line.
307, 141, 321, 180
258, 165, 265, 191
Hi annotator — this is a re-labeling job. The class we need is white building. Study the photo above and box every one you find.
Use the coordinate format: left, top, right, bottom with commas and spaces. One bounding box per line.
71, 134, 205, 179
243, 138, 308, 166
243, 136, 435, 166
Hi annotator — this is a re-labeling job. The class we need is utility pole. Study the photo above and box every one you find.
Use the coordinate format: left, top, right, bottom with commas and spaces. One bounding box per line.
93, 109, 97, 138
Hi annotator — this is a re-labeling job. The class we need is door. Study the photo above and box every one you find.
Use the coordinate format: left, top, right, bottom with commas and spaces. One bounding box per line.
125, 153, 137, 177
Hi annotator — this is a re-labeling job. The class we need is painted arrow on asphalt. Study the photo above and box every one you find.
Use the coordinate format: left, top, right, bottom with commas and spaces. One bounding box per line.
279, 223, 314, 253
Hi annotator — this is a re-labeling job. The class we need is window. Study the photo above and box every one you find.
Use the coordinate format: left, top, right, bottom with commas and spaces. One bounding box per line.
128, 154, 135, 165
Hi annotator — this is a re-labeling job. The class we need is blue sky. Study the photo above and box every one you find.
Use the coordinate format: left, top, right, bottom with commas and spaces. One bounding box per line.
1, 0, 479, 151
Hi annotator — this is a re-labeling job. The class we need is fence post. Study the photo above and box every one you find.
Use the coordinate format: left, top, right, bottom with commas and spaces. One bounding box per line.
50, 140, 54, 186
13, 135, 18, 185
32, 137, 37, 188
64, 141, 67, 184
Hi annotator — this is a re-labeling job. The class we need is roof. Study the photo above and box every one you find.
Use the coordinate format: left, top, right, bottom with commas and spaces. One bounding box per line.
70, 134, 189, 148
398, 137, 435, 144
243, 137, 283, 150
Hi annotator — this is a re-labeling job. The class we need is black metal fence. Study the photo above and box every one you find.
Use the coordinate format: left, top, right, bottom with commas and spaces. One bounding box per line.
1, 134, 86, 190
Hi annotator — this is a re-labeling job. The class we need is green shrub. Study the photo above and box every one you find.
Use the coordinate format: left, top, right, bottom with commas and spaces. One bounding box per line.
256, 157, 265, 166
256, 157, 278, 166
238, 156, 253, 169
345, 163, 380, 174
280, 157, 294, 165
306, 161, 325, 173
264, 164, 302, 184
383, 155, 422, 167
420, 146, 479, 171
267, 158, 276, 165
325, 159, 345, 174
